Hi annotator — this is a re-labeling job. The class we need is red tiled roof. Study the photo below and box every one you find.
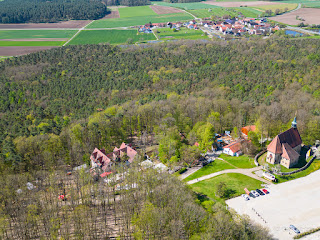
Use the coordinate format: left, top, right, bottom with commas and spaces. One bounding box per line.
100, 172, 112, 178
282, 143, 300, 161
241, 125, 256, 136
267, 128, 302, 154
223, 141, 241, 153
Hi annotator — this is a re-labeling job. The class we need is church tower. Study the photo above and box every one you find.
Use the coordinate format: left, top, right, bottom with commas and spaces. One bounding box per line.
291, 117, 297, 129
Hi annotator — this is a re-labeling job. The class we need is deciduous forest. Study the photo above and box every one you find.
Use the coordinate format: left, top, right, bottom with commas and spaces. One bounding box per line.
1, 39, 320, 173
0, 0, 108, 23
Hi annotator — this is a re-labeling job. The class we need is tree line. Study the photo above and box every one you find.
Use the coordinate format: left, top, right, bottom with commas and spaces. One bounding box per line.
0, 38, 319, 173
104, 0, 150, 7
0, 0, 108, 23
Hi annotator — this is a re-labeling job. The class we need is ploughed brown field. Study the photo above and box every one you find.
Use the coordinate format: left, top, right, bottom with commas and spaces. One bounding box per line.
150, 5, 183, 14
270, 8, 320, 25
0, 20, 91, 29
102, 10, 120, 19
0, 38, 68, 41
203, 1, 286, 7
0, 46, 59, 56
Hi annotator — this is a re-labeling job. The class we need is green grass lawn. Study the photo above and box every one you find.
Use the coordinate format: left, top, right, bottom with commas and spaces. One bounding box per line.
190, 173, 264, 202
156, 27, 209, 40
68, 30, 156, 45
87, 13, 192, 28
118, 6, 157, 18
0, 41, 64, 46
0, 30, 76, 39
151, 1, 215, 10
183, 159, 235, 182
219, 153, 256, 169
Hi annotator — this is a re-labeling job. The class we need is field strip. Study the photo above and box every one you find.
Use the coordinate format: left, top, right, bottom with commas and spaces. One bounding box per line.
64, 21, 94, 46
0, 28, 80, 30
152, 29, 159, 40
181, 9, 198, 19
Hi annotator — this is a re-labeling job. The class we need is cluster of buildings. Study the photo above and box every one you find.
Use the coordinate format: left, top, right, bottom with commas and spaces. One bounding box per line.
90, 142, 138, 177
138, 17, 280, 36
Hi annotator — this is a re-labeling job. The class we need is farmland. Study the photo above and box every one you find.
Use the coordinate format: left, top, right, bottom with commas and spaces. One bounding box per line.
87, 13, 192, 29
68, 30, 156, 45
151, 1, 215, 10
119, 6, 157, 18
156, 27, 209, 41
189, 7, 262, 18
270, 8, 320, 25
0, 41, 64, 46
254, 3, 298, 12
0, 30, 76, 39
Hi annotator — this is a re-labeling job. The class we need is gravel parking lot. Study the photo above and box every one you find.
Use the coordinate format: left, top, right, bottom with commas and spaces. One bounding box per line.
226, 169, 320, 240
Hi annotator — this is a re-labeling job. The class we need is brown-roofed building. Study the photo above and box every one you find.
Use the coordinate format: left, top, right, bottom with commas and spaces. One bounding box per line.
266, 117, 301, 168
223, 141, 242, 156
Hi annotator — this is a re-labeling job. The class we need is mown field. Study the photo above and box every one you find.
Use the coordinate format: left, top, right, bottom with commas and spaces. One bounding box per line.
0, 30, 76, 39
68, 29, 156, 45
151, 1, 215, 10
189, 7, 262, 18
219, 154, 256, 169
118, 6, 157, 18
254, 3, 298, 11
156, 27, 209, 40
0, 41, 64, 46
190, 173, 264, 202
87, 13, 192, 28
280, 0, 320, 8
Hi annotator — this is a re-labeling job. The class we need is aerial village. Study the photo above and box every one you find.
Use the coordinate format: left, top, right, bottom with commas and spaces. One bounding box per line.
138, 17, 281, 37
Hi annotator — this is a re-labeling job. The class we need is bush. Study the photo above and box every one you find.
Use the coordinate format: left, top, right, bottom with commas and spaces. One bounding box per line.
294, 226, 320, 239
178, 167, 187, 174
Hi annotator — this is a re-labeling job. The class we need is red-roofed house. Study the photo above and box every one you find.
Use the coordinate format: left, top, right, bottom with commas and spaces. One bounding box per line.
266, 117, 302, 168
223, 141, 242, 156
241, 125, 256, 138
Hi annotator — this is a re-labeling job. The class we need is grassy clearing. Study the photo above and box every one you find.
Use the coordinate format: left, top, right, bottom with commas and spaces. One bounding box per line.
118, 6, 157, 18
0, 30, 76, 39
189, 7, 262, 18
183, 159, 235, 182
0, 41, 64, 46
190, 173, 263, 202
219, 154, 256, 169
68, 30, 156, 45
254, 3, 298, 12
156, 27, 209, 40
87, 13, 192, 28
151, 1, 215, 10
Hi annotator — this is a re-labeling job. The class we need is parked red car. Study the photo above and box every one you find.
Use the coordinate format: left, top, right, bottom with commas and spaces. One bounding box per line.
262, 189, 269, 194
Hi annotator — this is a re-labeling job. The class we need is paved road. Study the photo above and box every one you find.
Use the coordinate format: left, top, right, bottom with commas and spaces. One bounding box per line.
179, 166, 202, 180
186, 166, 272, 185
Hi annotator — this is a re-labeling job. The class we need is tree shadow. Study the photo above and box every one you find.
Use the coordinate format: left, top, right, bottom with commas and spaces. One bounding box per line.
195, 193, 210, 203
224, 188, 236, 199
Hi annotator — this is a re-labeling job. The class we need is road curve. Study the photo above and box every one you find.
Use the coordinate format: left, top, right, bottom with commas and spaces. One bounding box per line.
186, 166, 273, 185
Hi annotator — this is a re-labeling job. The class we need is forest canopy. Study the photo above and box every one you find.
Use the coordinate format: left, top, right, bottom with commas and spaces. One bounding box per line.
0, 0, 108, 23
0, 39, 319, 173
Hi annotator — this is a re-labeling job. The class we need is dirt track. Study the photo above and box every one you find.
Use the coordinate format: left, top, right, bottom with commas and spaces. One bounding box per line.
150, 5, 183, 14
0, 46, 59, 56
0, 20, 91, 29
270, 8, 320, 25
204, 1, 286, 7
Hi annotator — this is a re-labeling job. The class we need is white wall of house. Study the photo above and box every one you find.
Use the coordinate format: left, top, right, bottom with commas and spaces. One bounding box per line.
223, 148, 235, 156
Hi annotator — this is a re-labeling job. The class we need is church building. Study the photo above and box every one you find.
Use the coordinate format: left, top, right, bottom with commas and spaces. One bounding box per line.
266, 117, 302, 169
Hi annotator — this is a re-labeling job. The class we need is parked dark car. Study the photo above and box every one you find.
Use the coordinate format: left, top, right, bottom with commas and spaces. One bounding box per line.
256, 189, 265, 196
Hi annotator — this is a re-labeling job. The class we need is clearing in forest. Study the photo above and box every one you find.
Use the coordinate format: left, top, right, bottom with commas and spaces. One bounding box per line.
87, 13, 192, 28
118, 6, 157, 18
68, 29, 156, 45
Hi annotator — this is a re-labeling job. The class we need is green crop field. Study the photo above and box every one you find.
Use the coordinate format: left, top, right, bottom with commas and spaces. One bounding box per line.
68, 30, 156, 45
0, 30, 76, 39
279, 0, 320, 8
151, 1, 216, 10
0, 41, 64, 46
189, 7, 262, 18
119, 6, 157, 18
87, 13, 192, 28
254, 3, 298, 11
190, 173, 264, 201
156, 27, 209, 40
